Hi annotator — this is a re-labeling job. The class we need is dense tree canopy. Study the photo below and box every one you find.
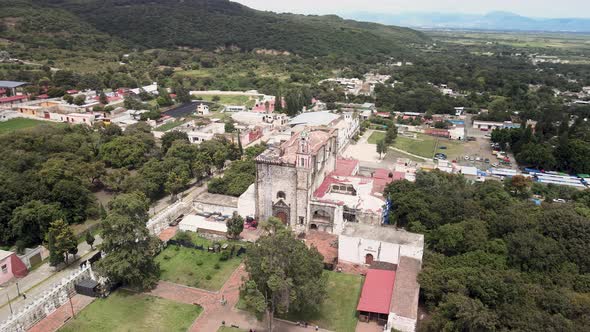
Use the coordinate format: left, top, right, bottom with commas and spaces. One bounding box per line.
242, 221, 327, 331
384, 171, 590, 331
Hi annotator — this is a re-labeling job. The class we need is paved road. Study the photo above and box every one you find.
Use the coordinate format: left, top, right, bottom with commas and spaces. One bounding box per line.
0, 236, 103, 321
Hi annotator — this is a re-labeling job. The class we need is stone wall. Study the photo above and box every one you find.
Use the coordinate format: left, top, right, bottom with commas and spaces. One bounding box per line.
146, 201, 190, 235
0, 264, 96, 332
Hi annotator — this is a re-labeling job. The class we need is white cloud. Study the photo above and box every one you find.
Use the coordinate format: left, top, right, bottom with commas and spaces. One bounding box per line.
235, 0, 590, 18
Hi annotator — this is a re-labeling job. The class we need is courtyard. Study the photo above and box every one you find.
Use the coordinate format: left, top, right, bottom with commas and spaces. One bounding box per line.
58, 290, 202, 332
283, 271, 363, 332
155, 233, 244, 291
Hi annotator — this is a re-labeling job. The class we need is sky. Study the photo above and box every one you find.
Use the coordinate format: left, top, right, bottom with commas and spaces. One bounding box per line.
234, 0, 590, 19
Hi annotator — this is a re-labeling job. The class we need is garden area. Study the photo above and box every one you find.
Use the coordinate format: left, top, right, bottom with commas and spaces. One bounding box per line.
58, 290, 201, 332
155, 232, 244, 291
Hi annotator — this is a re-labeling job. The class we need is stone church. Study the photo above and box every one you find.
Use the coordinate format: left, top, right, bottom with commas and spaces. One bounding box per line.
255, 127, 338, 233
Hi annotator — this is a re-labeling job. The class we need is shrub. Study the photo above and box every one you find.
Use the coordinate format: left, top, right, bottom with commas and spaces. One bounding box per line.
196, 261, 203, 266
214, 263, 220, 269
205, 275, 212, 280
220, 251, 230, 261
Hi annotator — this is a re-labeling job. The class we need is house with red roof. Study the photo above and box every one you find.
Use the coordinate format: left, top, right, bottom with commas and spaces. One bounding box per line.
0, 250, 28, 285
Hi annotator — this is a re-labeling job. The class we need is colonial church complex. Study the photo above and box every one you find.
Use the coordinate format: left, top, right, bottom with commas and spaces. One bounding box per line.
254, 123, 424, 331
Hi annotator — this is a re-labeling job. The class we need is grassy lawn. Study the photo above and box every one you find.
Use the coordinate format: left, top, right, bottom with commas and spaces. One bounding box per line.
156, 242, 242, 291
59, 290, 201, 332
367, 131, 385, 144
154, 120, 187, 132
394, 133, 464, 159
0, 118, 57, 133
285, 272, 363, 332
197, 95, 255, 107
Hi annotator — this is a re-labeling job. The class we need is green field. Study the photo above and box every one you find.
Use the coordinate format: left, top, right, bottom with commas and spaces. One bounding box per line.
154, 120, 187, 132
156, 243, 242, 291
285, 272, 363, 332
369, 131, 464, 159
367, 131, 385, 144
59, 291, 201, 332
196, 95, 256, 107
0, 118, 57, 133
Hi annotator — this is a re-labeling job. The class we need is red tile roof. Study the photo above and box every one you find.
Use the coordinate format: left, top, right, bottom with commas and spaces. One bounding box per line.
36, 94, 49, 99
357, 269, 396, 314
334, 158, 359, 176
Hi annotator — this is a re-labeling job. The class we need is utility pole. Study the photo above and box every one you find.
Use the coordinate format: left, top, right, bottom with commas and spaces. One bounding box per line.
6, 294, 13, 315
69, 296, 75, 318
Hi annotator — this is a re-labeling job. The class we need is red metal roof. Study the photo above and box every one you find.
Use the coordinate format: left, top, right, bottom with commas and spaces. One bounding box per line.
357, 269, 396, 314
0, 95, 27, 103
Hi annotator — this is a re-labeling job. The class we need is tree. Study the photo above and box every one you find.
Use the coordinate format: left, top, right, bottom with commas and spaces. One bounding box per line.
516, 143, 556, 170
100, 135, 150, 169
505, 175, 532, 198
46, 219, 77, 266
73, 95, 86, 106
10, 201, 63, 248
174, 85, 191, 103
225, 121, 236, 133
161, 131, 189, 154
226, 212, 244, 239
376, 139, 386, 159
63, 94, 74, 104
385, 125, 398, 144
165, 171, 189, 201
85, 231, 95, 250
96, 192, 160, 290
241, 227, 327, 331
99, 91, 109, 105
103, 168, 130, 192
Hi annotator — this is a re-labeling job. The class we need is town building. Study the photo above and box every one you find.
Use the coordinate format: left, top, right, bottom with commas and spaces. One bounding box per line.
0, 250, 28, 285
196, 103, 210, 115
473, 120, 521, 131
184, 122, 225, 144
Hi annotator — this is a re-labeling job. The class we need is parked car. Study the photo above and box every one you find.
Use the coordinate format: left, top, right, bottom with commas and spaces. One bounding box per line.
469, 156, 475, 161
492, 163, 499, 167
434, 153, 447, 160
464, 155, 470, 160
439, 146, 447, 150
484, 158, 490, 163
169, 214, 184, 226
475, 157, 481, 162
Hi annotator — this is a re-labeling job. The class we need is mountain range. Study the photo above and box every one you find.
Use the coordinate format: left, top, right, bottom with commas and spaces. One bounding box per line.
0, 0, 430, 57
346, 11, 590, 33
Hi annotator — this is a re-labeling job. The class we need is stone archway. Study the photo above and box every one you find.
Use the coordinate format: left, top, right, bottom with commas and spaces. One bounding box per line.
365, 253, 374, 265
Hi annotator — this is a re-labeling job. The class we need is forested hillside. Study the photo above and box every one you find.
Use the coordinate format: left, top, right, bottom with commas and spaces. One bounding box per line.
0, 0, 429, 57
385, 172, 590, 331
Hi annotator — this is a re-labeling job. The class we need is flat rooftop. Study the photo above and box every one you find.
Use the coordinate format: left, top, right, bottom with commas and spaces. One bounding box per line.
0, 81, 28, 89
340, 223, 424, 247
390, 256, 421, 319
194, 192, 238, 208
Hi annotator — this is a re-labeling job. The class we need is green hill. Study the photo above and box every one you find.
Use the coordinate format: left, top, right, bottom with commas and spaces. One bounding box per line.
1, 0, 430, 57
